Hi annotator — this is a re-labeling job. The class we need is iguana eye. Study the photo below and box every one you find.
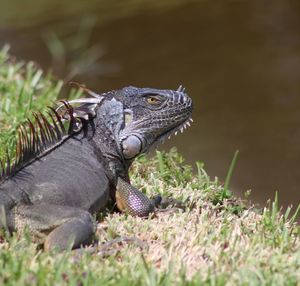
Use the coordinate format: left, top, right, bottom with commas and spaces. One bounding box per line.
147, 97, 160, 105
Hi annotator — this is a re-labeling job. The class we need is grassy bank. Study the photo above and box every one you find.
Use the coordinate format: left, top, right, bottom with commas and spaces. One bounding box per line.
1, 47, 300, 285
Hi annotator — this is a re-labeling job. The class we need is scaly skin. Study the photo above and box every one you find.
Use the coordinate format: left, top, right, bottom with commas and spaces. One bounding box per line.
0, 85, 193, 250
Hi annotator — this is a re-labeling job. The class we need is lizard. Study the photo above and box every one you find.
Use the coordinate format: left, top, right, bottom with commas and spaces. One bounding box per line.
0, 84, 193, 251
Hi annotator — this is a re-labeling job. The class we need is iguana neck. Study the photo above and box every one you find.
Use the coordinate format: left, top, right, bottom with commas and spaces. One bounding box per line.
89, 125, 129, 182
85, 98, 130, 184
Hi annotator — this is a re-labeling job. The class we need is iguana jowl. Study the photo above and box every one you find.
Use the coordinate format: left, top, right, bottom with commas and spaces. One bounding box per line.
0, 85, 193, 250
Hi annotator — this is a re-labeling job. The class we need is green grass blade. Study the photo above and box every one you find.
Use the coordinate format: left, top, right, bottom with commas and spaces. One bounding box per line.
222, 150, 239, 200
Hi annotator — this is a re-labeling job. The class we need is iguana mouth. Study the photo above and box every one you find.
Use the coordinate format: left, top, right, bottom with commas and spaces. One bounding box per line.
168, 117, 193, 139
157, 116, 193, 144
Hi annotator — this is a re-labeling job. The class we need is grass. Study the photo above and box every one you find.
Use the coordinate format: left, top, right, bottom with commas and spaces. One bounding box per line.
1, 47, 300, 285
0, 45, 82, 158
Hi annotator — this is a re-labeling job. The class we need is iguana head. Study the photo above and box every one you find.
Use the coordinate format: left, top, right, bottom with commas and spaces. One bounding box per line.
59, 84, 193, 161
114, 86, 193, 160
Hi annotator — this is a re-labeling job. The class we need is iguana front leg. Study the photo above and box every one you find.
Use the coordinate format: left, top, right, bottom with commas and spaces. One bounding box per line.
115, 178, 157, 217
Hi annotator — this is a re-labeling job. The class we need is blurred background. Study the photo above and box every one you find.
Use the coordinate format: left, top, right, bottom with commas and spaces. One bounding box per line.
1, 0, 300, 209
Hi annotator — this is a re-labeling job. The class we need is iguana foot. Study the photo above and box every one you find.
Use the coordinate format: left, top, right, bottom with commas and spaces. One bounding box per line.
156, 197, 186, 209
44, 212, 95, 251
72, 236, 147, 257
115, 178, 185, 217
13, 203, 96, 251
151, 195, 162, 207
154, 197, 187, 215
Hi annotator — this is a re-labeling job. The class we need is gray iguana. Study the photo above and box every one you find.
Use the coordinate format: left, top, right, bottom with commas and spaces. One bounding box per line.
0, 84, 193, 250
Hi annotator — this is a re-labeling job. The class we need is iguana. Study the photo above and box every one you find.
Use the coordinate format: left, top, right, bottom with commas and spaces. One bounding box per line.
0, 84, 193, 251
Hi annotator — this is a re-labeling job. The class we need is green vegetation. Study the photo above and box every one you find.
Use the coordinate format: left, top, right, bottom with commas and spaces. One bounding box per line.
1, 47, 300, 285
0, 46, 82, 158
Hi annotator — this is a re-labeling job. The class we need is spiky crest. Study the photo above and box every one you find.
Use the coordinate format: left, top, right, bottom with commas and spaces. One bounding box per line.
0, 99, 99, 183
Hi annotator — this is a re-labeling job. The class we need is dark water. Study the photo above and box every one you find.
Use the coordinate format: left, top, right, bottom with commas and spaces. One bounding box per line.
1, 1, 300, 209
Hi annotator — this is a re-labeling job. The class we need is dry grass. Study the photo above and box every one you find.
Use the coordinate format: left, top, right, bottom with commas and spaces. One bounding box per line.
91, 150, 300, 284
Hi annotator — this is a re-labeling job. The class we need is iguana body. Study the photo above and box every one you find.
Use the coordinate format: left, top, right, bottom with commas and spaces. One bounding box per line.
0, 85, 193, 250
